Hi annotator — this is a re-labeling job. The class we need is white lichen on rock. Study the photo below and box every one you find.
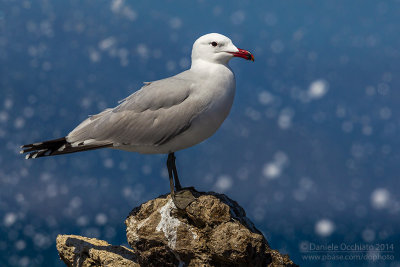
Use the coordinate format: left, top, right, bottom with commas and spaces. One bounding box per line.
156, 199, 181, 249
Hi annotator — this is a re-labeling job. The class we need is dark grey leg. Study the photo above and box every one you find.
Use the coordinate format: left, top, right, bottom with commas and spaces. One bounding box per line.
166, 152, 195, 210
170, 152, 182, 190
167, 153, 176, 200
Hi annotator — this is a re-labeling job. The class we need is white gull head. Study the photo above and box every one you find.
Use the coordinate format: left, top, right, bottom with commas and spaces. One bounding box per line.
191, 33, 254, 65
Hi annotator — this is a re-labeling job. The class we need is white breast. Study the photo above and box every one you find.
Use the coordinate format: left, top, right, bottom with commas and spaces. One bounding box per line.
159, 63, 236, 153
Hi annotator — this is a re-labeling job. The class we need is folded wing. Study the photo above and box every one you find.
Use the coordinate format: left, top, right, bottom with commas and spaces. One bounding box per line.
67, 73, 205, 148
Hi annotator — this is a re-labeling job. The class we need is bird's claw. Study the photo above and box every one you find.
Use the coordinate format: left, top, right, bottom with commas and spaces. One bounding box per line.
172, 189, 196, 210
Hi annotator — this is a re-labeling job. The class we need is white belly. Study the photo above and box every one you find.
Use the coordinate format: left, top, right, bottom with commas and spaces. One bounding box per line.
163, 82, 236, 153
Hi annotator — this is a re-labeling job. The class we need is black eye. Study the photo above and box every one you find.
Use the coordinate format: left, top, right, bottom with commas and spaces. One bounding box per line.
211, 42, 218, 47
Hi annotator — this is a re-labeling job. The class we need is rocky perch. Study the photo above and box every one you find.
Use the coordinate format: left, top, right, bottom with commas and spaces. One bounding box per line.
56, 189, 297, 267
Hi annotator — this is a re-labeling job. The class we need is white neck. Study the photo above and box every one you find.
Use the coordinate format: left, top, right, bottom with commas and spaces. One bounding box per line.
190, 58, 231, 73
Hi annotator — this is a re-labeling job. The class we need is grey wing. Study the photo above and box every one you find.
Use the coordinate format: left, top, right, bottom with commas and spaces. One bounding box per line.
67, 75, 204, 147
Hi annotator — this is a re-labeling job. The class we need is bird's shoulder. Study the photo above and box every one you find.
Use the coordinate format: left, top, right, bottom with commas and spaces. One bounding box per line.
114, 70, 199, 113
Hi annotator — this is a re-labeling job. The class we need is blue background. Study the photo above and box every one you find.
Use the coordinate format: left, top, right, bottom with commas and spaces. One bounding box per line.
1, 0, 399, 266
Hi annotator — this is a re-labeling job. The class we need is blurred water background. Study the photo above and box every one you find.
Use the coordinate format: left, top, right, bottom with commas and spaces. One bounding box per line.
1, 0, 399, 266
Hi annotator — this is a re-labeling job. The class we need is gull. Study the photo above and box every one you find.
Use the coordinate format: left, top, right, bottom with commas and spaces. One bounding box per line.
20, 33, 254, 209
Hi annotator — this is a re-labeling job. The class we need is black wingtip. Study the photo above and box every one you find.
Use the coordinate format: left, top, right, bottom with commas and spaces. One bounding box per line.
20, 137, 67, 159
20, 137, 112, 159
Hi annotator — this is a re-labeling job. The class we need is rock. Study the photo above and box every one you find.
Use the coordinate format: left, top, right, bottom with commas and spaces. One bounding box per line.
56, 234, 139, 267
125, 188, 297, 267
56, 189, 297, 267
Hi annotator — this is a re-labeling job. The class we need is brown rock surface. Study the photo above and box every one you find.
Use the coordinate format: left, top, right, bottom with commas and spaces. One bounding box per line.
56, 189, 297, 267
125, 189, 297, 267
56, 234, 139, 267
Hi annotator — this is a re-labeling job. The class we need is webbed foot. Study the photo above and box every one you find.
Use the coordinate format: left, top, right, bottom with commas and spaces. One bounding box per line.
172, 188, 196, 210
